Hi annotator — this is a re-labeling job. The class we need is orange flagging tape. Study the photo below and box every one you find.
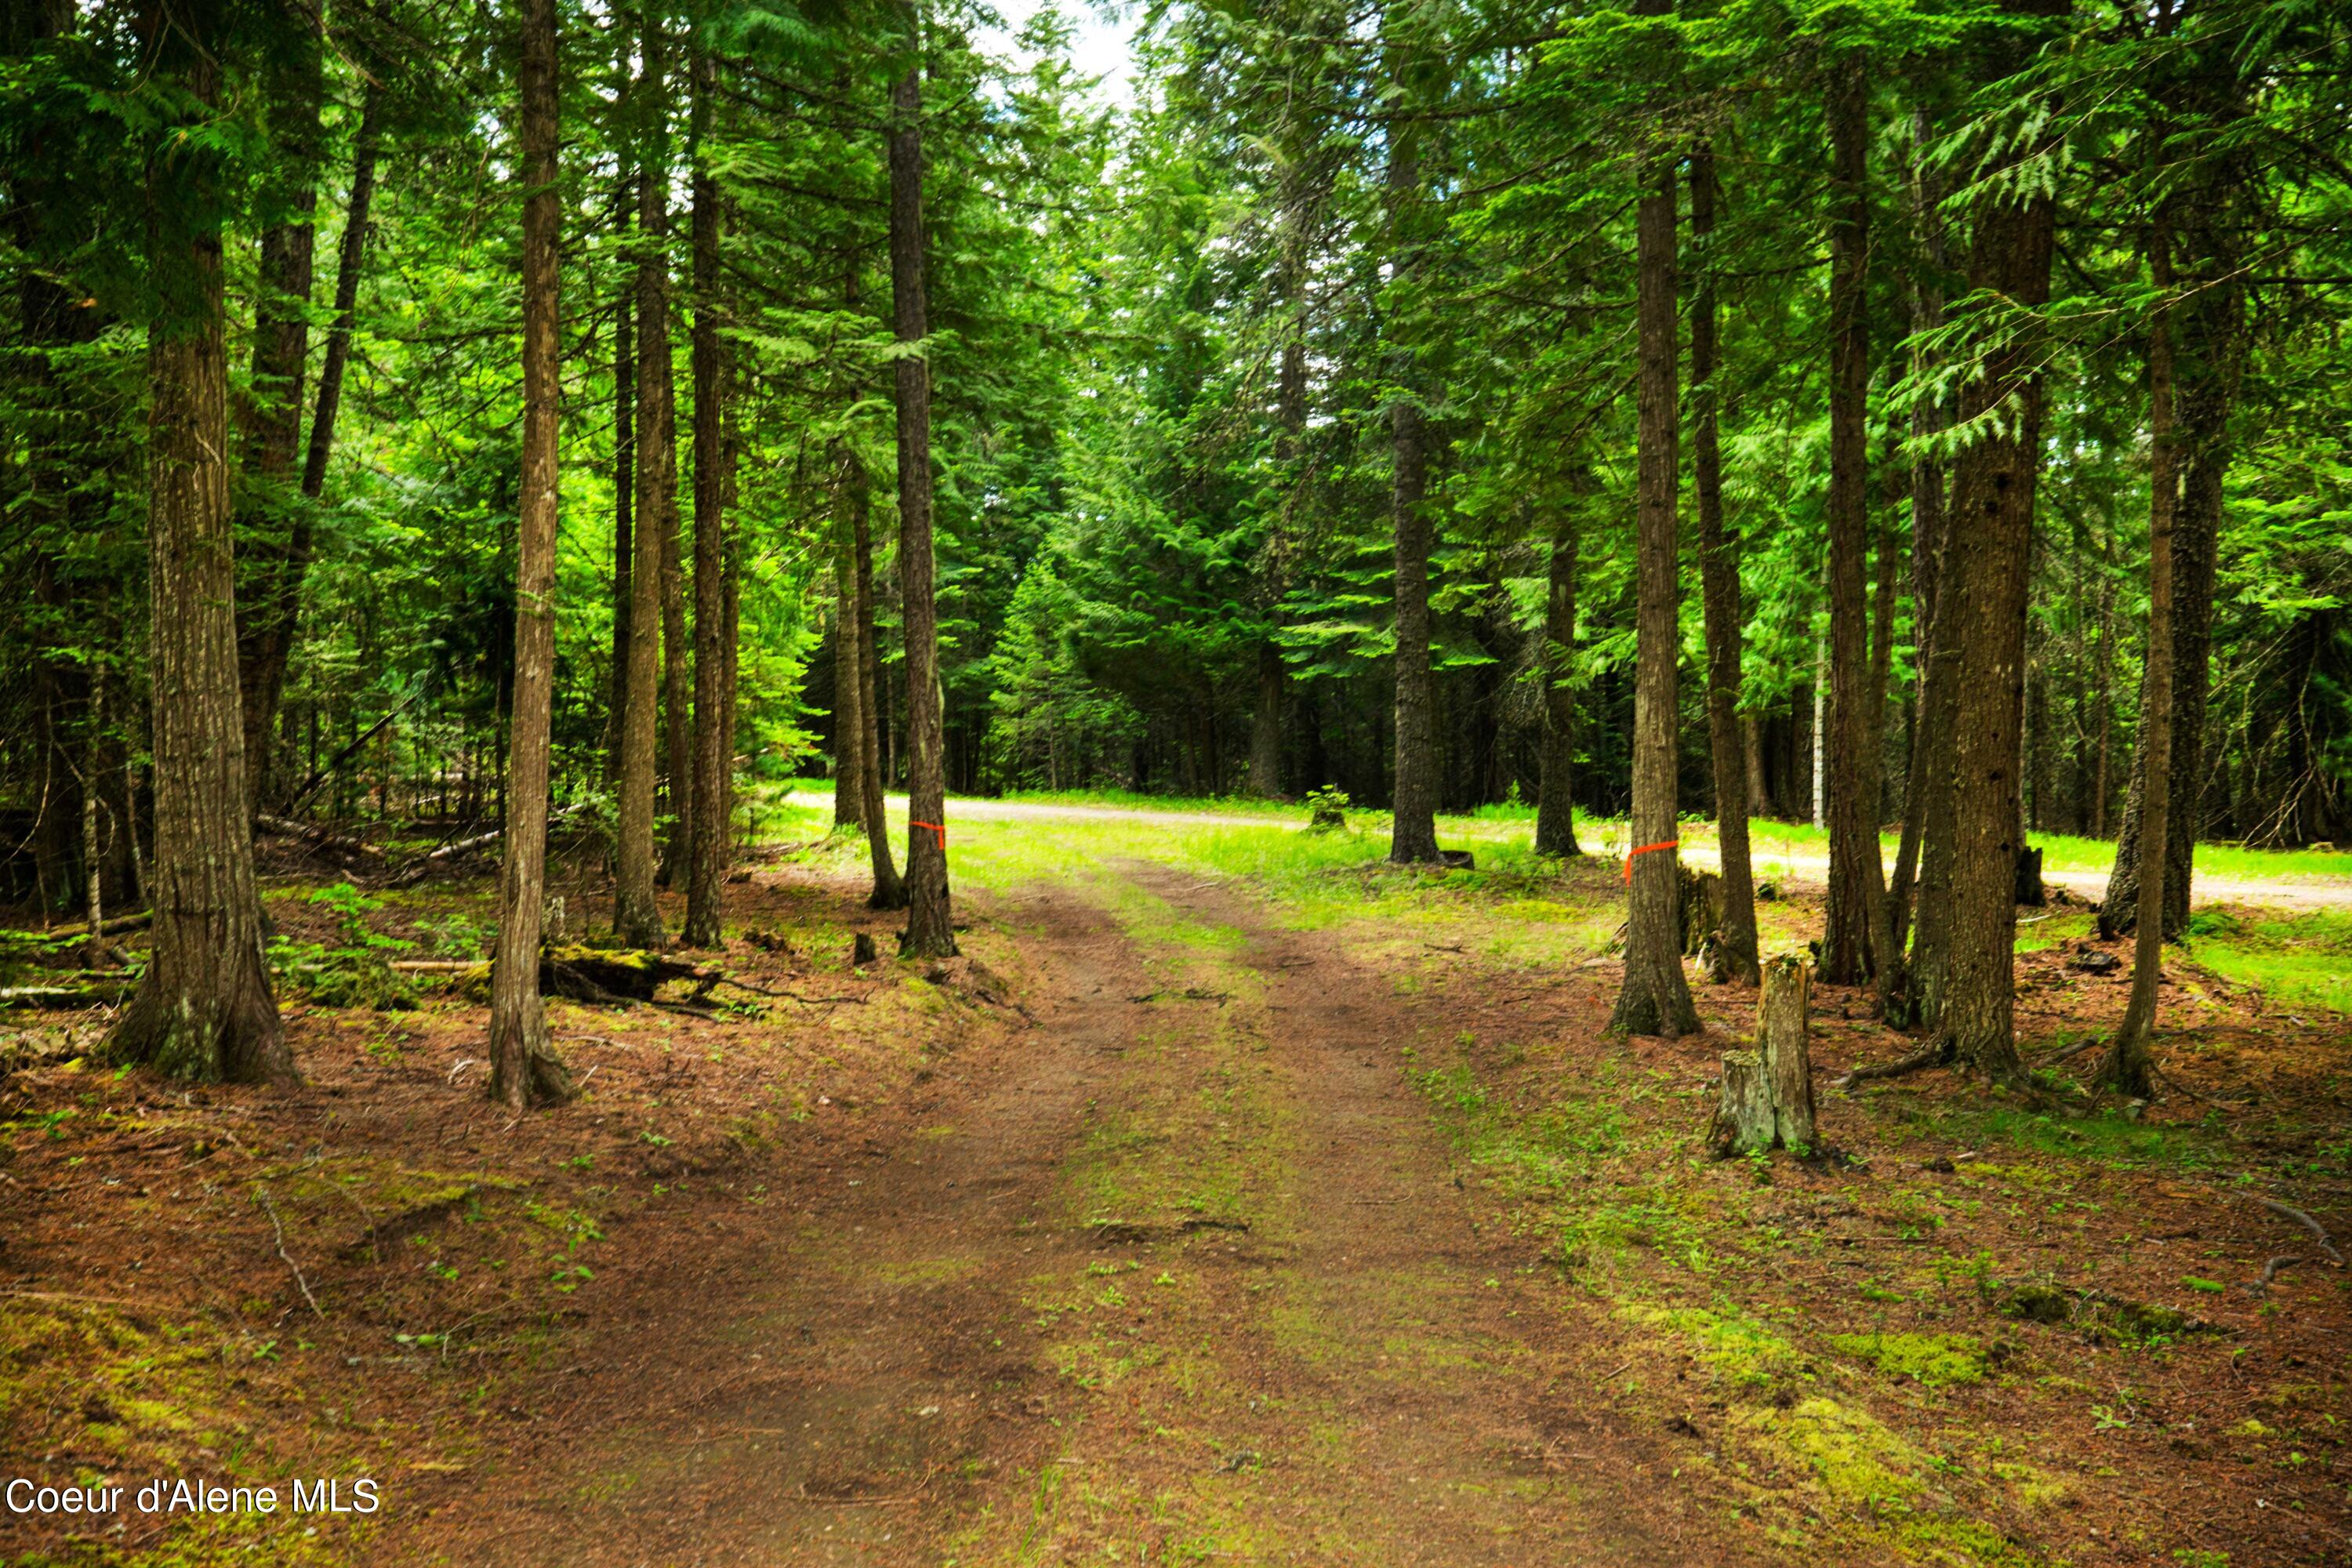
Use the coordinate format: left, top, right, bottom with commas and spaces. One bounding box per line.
1622, 838, 1679, 884
911, 819, 946, 848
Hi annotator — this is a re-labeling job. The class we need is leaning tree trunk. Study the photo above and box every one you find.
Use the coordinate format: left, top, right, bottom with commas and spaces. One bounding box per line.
681, 35, 731, 952
1821, 57, 1883, 988
1534, 511, 1583, 858
851, 464, 906, 908
233, 20, 321, 811
1610, 155, 1699, 1040
888, 56, 956, 956
613, 13, 673, 949
1690, 145, 1756, 984
2097, 213, 2178, 1102
244, 76, 381, 815
111, 5, 289, 1085
1886, 119, 1947, 967
489, 0, 575, 1109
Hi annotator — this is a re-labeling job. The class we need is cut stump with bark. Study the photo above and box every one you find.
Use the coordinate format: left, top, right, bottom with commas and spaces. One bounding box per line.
1678, 866, 1722, 961
2014, 846, 2045, 908
1711, 956, 1817, 1156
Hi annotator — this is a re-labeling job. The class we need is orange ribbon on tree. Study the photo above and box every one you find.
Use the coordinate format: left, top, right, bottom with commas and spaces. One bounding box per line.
1622, 838, 1679, 884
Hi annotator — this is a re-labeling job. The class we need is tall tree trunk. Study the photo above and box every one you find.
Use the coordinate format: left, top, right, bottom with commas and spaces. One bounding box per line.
658, 441, 692, 884
111, 0, 289, 1084
234, 17, 325, 809
1249, 643, 1284, 797
682, 37, 731, 949
490, 0, 573, 1108
889, 53, 955, 956
2103, 218, 2242, 939
1610, 154, 1700, 1040
1888, 120, 1948, 959
614, 11, 673, 948
1690, 144, 1756, 984
831, 477, 867, 833
851, 464, 905, 908
605, 180, 635, 790
1744, 712, 1770, 819
1821, 56, 1882, 985
1534, 512, 1583, 858
2096, 213, 2177, 1100
1385, 61, 1440, 865
1922, 93, 2057, 1084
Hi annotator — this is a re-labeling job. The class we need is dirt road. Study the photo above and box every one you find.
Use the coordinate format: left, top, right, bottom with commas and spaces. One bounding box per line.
786, 791, 2352, 911
392, 866, 1714, 1565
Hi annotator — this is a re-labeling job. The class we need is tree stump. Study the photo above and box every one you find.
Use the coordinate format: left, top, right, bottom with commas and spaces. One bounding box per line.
851, 932, 879, 967
2014, 845, 2045, 907
1677, 865, 1722, 960
1711, 956, 1816, 1156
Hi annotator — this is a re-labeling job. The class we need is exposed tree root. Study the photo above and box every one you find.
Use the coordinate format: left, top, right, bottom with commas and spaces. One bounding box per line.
1834, 1035, 1952, 1092
2259, 1198, 2344, 1265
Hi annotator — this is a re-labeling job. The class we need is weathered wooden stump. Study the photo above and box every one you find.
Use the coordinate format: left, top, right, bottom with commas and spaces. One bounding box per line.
1677, 865, 1722, 959
1710, 955, 1817, 1156
2014, 845, 2045, 907
851, 931, 879, 967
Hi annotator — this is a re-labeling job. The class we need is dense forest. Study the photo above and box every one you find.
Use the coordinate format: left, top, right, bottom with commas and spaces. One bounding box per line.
5, 2, 2352, 1561
10, 0, 2350, 1077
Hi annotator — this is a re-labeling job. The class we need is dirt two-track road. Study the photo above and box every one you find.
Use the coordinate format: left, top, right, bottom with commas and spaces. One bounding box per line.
383, 862, 1717, 1566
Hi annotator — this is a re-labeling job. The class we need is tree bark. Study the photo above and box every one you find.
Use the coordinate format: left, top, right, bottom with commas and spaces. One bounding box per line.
658, 423, 692, 886
1711, 957, 1813, 1155
1821, 56, 1881, 986
614, 10, 673, 948
234, 16, 325, 810
111, 0, 289, 1084
831, 474, 868, 833
2103, 220, 2242, 939
2097, 212, 2176, 1101
1925, 91, 2057, 1083
1690, 144, 1756, 984
1610, 154, 1699, 1039
850, 463, 906, 907
1249, 641, 1284, 798
1534, 512, 1583, 858
489, 0, 574, 1109
605, 178, 635, 790
681, 34, 730, 950
889, 53, 955, 956
1385, 59, 1440, 866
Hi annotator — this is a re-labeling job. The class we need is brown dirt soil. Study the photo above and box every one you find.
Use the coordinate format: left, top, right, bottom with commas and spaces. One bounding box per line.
2, 829, 2347, 1566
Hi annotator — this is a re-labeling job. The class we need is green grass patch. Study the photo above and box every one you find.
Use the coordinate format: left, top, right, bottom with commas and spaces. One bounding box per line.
2183, 909, 2352, 1014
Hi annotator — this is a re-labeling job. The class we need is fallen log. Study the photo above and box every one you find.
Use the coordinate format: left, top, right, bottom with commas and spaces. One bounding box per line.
387, 804, 586, 886
255, 815, 386, 862
1, 983, 131, 1011
459, 945, 700, 1003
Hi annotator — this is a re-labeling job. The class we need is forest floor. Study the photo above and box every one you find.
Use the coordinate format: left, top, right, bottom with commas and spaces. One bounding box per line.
2, 798, 2349, 1566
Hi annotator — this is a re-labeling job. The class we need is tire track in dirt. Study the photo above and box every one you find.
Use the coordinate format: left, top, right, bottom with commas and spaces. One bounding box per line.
389, 866, 1728, 1564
